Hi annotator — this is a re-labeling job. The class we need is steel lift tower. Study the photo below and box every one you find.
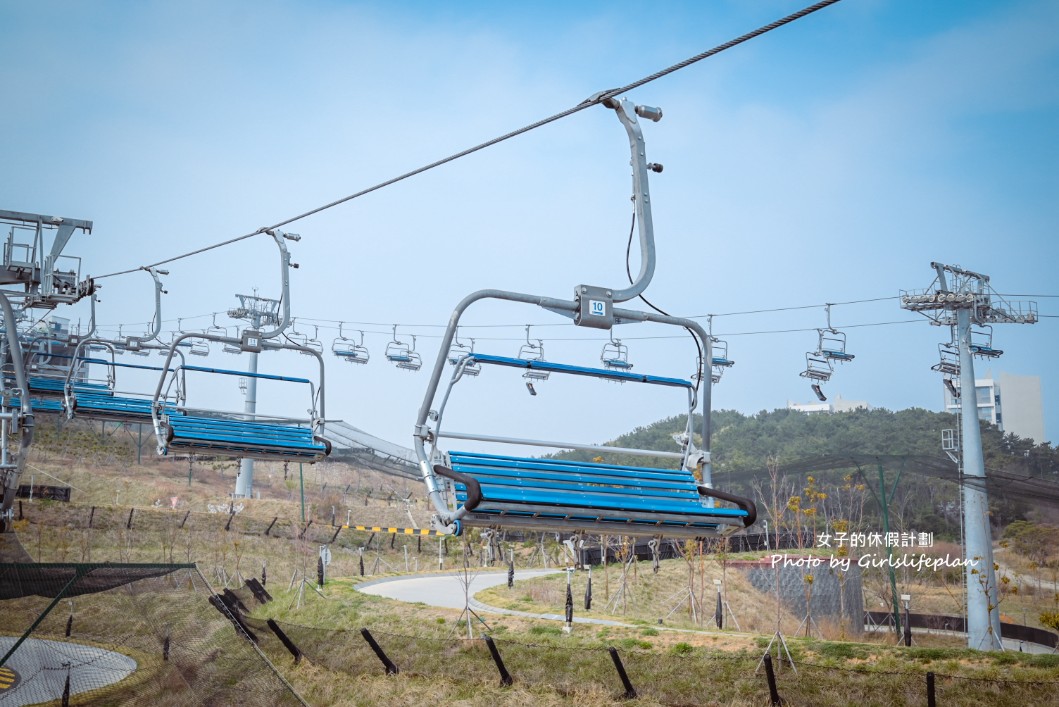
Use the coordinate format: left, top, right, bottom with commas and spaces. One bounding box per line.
901, 263, 1037, 650
228, 293, 281, 499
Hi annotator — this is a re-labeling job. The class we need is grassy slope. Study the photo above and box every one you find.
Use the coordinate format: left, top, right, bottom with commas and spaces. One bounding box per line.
7, 420, 1059, 706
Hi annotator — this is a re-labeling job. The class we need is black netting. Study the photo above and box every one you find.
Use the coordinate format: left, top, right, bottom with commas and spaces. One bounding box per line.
0, 563, 304, 705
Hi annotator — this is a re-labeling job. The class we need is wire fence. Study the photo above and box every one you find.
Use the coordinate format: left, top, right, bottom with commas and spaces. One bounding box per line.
234, 598, 1059, 707
0, 563, 303, 706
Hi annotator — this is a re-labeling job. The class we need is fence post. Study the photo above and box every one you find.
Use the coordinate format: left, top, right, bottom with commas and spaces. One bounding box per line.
126, 508, 135, 529
607, 647, 636, 699
179, 510, 190, 529
360, 628, 398, 675
484, 636, 513, 686
926, 672, 936, 707
267, 619, 303, 664
88, 506, 95, 528
763, 653, 781, 706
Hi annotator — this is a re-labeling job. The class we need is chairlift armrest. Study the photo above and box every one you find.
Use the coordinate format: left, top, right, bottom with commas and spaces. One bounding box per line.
433, 464, 482, 511
697, 485, 757, 528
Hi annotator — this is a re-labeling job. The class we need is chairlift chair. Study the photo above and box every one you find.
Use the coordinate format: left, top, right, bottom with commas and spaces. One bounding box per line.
286, 319, 310, 349
385, 325, 422, 371
156, 334, 190, 356
818, 329, 854, 363
518, 325, 549, 381
970, 326, 1003, 358
151, 331, 331, 462
332, 324, 370, 364
222, 331, 242, 355
601, 332, 633, 371
709, 337, 735, 383
447, 329, 480, 376
412, 94, 756, 541
208, 315, 241, 354
189, 335, 210, 357
931, 342, 960, 377
301, 325, 324, 356
800, 352, 833, 382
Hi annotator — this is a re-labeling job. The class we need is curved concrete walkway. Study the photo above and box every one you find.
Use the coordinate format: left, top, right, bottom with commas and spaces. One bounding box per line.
0, 637, 136, 706
358, 569, 629, 627
357, 569, 1059, 653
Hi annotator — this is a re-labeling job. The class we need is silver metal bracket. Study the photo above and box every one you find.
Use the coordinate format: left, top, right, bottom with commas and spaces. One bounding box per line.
240, 329, 264, 353
574, 285, 614, 329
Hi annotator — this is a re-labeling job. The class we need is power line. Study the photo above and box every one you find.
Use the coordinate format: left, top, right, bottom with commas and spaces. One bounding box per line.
90, 0, 843, 281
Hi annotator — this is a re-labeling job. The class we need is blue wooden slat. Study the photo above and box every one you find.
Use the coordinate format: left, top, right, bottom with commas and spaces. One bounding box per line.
445, 450, 748, 526
451, 463, 699, 495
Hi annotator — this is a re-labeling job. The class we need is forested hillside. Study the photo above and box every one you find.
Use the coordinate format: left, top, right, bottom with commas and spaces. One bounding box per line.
562, 407, 1059, 539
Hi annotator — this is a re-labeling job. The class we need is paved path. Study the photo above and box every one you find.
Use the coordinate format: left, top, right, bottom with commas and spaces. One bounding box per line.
357, 570, 1059, 652
358, 569, 629, 626
0, 637, 136, 706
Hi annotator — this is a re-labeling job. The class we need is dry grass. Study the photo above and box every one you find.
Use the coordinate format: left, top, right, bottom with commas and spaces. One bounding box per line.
6, 422, 1059, 705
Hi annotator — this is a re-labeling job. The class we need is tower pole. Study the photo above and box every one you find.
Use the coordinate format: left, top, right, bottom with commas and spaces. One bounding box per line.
955, 307, 1002, 649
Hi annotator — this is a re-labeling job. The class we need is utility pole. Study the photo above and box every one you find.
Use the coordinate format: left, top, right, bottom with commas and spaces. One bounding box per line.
228, 293, 280, 499
901, 263, 1037, 650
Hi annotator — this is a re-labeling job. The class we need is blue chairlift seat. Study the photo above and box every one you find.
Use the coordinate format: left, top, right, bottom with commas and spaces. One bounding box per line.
28, 376, 112, 399
333, 329, 370, 364
820, 349, 855, 363
435, 451, 755, 539
152, 363, 330, 462
970, 344, 1003, 358
2, 396, 65, 414
335, 346, 370, 364
602, 357, 634, 370
160, 415, 330, 462
69, 393, 182, 424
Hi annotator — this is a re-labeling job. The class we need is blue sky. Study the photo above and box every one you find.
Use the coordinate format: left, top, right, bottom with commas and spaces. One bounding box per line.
2, 0, 1057, 452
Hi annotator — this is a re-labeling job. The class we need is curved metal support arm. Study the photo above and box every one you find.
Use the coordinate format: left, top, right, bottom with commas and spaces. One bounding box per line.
606, 97, 659, 303
124, 268, 167, 350
412, 287, 714, 523
258, 230, 297, 340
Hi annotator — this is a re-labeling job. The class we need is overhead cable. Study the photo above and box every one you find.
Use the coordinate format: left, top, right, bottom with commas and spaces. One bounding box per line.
91, 0, 843, 281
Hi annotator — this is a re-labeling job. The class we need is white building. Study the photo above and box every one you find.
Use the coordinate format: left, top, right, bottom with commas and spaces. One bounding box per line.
943, 372, 1046, 443
788, 395, 871, 414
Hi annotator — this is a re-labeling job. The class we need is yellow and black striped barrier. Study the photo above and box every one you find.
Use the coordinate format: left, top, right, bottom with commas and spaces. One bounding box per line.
342, 524, 446, 536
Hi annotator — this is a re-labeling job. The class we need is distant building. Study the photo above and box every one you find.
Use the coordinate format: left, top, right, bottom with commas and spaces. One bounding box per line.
788, 395, 871, 414
943, 372, 1045, 444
